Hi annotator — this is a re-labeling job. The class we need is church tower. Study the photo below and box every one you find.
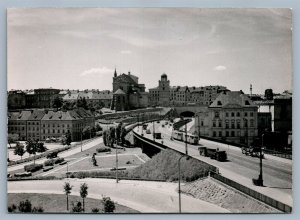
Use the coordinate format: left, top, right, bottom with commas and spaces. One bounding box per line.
158, 73, 170, 106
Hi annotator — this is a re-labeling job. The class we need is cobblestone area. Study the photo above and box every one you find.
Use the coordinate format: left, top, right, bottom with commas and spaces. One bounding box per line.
181, 177, 281, 213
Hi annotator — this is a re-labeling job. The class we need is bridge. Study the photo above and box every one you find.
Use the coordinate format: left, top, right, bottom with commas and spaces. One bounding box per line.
130, 121, 292, 212
172, 105, 207, 117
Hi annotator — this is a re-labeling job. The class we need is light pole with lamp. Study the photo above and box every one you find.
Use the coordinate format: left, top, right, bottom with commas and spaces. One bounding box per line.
257, 134, 264, 186
153, 121, 155, 141
178, 154, 190, 213
81, 131, 83, 152
185, 122, 188, 155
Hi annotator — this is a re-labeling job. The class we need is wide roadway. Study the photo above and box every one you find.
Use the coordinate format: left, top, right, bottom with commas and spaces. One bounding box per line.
135, 121, 292, 206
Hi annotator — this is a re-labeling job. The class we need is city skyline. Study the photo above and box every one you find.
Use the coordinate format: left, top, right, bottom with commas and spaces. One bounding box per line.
8, 8, 292, 94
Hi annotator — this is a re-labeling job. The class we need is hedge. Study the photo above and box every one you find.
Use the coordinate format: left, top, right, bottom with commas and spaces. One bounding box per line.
24, 164, 43, 172
96, 147, 111, 153
44, 157, 64, 166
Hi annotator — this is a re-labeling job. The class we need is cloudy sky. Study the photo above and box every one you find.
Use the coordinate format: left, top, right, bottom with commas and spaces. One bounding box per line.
7, 8, 292, 94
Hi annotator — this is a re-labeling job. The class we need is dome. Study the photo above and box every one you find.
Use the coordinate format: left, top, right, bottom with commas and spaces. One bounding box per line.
161, 73, 167, 79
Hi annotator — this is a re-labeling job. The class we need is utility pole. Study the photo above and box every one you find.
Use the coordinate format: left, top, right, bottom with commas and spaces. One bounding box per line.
185, 122, 188, 155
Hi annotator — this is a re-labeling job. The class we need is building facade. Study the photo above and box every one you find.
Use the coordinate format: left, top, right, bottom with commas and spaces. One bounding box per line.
111, 69, 149, 111
195, 91, 258, 145
8, 108, 95, 142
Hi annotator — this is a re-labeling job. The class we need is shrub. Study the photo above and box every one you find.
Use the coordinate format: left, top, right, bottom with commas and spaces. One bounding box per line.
8, 204, 17, 213
96, 146, 111, 153
18, 200, 32, 212
44, 159, 55, 166
14, 172, 32, 177
71, 201, 83, 213
32, 206, 44, 213
91, 208, 100, 213
24, 164, 43, 172
43, 166, 53, 172
101, 196, 116, 213
54, 157, 64, 164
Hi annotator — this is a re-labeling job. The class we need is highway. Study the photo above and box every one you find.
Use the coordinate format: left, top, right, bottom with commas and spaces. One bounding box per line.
134, 120, 293, 206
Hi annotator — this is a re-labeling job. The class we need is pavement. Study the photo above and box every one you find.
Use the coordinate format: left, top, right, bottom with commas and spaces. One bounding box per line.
133, 121, 293, 207
7, 137, 103, 173
7, 178, 230, 213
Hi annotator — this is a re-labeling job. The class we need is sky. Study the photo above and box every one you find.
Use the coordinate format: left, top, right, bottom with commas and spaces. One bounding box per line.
7, 8, 292, 94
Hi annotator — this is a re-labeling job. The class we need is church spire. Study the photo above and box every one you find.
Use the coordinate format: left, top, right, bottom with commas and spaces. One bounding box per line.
114, 67, 117, 77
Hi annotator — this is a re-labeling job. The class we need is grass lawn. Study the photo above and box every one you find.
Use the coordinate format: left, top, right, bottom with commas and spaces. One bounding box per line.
8, 193, 139, 213
67, 154, 144, 172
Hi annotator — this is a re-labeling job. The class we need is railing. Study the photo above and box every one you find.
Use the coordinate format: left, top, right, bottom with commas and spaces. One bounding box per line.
210, 172, 292, 213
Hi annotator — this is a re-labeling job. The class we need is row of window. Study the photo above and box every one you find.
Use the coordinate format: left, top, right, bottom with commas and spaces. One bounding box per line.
212, 130, 254, 137
214, 111, 254, 118
212, 119, 255, 128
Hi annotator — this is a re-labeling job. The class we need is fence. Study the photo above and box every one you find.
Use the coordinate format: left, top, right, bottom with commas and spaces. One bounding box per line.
210, 172, 292, 213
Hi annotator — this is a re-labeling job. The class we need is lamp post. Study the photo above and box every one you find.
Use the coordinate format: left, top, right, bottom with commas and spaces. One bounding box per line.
185, 122, 188, 155
257, 134, 264, 186
243, 118, 248, 147
178, 154, 190, 213
115, 140, 119, 183
81, 131, 83, 152
153, 121, 155, 141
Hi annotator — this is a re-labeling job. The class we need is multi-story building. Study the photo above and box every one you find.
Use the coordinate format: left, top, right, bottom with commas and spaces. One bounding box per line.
7, 90, 26, 109
195, 91, 258, 145
26, 110, 46, 141
149, 74, 228, 107
8, 108, 95, 142
111, 69, 149, 111
7, 110, 32, 141
149, 74, 170, 107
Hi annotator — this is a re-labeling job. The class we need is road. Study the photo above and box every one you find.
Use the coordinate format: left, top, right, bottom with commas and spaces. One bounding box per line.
135, 121, 293, 206
7, 178, 229, 213
7, 137, 103, 173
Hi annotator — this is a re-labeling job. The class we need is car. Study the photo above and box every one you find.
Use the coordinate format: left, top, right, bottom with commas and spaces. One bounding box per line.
146, 129, 151, 134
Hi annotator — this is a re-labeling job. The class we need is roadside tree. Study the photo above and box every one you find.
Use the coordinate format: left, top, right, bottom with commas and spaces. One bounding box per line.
80, 183, 88, 212
63, 182, 73, 211
14, 142, 25, 160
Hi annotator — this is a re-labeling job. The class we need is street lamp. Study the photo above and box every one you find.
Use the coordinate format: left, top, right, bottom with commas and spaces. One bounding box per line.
81, 131, 83, 152
153, 121, 155, 141
258, 134, 264, 186
243, 118, 248, 147
178, 154, 190, 213
185, 122, 188, 155
115, 141, 119, 183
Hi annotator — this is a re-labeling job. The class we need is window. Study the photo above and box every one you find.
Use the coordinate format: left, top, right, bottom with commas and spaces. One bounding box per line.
237, 112, 240, 117
225, 120, 229, 129
215, 111, 220, 118
217, 101, 222, 106
226, 131, 229, 137
219, 131, 222, 137
250, 119, 254, 127
53, 129, 55, 133
219, 120, 222, 127
213, 131, 216, 137
244, 112, 248, 117
250, 112, 254, 117
244, 119, 248, 127
231, 120, 235, 129
201, 121, 204, 126
231, 131, 235, 137
213, 121, 216, 127
231, 112, 235, 117
237, 120, 241, 129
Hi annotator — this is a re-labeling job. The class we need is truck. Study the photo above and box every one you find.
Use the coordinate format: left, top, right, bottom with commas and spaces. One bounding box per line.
198, 147, 227, 162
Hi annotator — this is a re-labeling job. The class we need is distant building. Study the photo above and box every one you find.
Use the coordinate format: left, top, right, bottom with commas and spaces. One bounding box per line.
149, 74, 170, 106
7, 110, 32, 141
149, 73, 228, 107
7, 90, 26, 109
111, 69, 149, 111
195, 91, 258, 145
62, 90, 113, 108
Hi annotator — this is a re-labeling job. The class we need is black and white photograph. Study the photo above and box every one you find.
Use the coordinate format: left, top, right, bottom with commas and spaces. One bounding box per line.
6, 8, 292, 214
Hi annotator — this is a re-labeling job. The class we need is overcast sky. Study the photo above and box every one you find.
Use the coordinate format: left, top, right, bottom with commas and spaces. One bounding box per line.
7, 8, 292, 94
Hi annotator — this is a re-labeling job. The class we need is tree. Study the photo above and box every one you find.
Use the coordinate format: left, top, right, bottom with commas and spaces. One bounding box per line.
120, 126, 127, 146
26, 139, 38, 164
36, 142, 47, 153
77, 97, 88, 110
14, 142, 25, 160
109, 127, 116, 148
116, 123, 122, 145
52, 96, 63, 109
265, 89, 274, 100
8, 133, 19, 148
63, 182, 73, 211
80, 183, 88, 212
101, 196, 116, 213
103, 130, 107, 146
91, 126, 96, 138
66, 130, 72, 145
82, 126, 91, 140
